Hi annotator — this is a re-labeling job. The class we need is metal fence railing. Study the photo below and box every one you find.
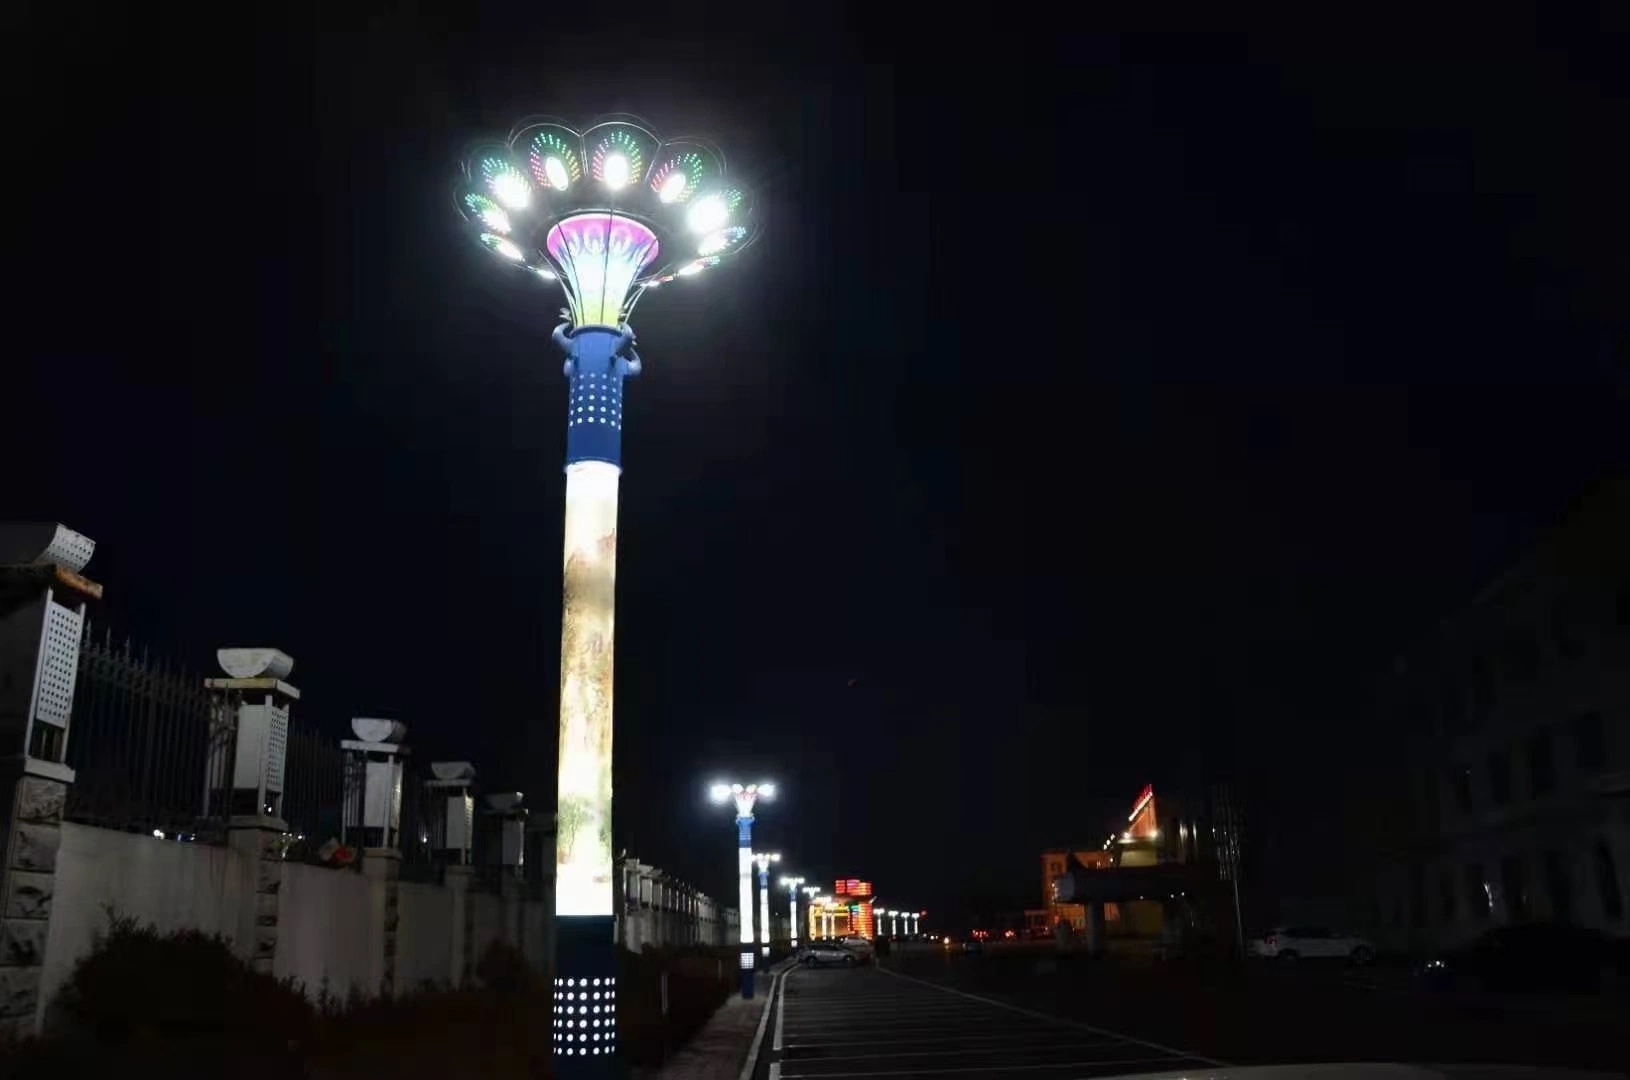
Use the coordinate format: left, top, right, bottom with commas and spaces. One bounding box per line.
282, 724, 347, 846
66, 627, 223, 839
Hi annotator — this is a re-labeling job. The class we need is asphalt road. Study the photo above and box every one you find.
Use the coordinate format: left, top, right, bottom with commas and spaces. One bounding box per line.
763, 961, 1222, 1080
876, 944, 1627, 1075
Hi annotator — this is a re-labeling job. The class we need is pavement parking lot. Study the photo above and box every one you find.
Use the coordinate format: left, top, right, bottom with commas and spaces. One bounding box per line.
764, 963, 1223, 1080
881, 943, 1628, 1074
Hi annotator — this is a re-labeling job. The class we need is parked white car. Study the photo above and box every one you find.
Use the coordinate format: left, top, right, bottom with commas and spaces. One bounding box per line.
1250, 926, 1375, 964
802, 942, 861, 967
836, 934, 875, 959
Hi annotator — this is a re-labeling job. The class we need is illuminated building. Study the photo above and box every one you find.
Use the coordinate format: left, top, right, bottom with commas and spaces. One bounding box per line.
1041, 848, 1113, 932
831, 877, 878, 939
1047, 783, 1245, 954
710, 782, 774, 997
455, 118, 757, 1074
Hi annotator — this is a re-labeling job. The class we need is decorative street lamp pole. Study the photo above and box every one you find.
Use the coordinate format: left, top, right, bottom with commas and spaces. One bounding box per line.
710, 781, 774, 998
456, 117, 757, 1075
802, 884, 820, 942
781, 875, 805, 949
755, 851, 781, 958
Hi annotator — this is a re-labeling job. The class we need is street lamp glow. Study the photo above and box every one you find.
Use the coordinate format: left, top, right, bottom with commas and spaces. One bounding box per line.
602, 153, 630, 190
481, 234, 525, 261
687, 194, 729, 234
544, 156, 571, 191
456, 116, 758, 1079
658, 170, 689, 203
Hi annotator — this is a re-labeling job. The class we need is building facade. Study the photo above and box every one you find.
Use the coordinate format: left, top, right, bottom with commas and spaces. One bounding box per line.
1357, 482, 1630, 952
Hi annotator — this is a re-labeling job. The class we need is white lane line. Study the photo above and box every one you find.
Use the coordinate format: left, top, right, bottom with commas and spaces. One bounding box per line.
779, 1040, 1140, 1063
769, 1065, 781, 1080
876, 967, 1227, 1067
786, 1022, 1055, 1038
779, 1055, 1195, 1078
773, 964, 791, 1052
785, 1012, 1027, 1029
786, 1031, 1112, 1050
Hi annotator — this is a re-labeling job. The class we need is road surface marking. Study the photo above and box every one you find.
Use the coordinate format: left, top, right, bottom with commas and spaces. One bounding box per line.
741, 966, 787, 1080
779, 1055, 1199, 1078
778, 1040, 1144, 1063
785, 1031, 1114, 1049
876, 966, 1227, 1067
774, 964, 791, 1051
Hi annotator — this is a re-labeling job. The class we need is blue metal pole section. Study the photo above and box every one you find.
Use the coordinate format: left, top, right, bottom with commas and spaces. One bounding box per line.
551, 321, 641, 1079
737, 815, 755, 998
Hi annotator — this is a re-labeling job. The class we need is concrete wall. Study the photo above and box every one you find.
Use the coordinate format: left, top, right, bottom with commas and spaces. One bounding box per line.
42, 823, 254, 1015
274, 861, 374, 999
396, 881, 454, 990
37, 821, 548, 1020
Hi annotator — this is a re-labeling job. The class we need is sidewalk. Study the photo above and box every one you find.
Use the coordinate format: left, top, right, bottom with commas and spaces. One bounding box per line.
634, 964, 789, 1080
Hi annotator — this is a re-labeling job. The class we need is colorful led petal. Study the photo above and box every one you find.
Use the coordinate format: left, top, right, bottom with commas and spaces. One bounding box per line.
481, 233, 525, 261
463, 193, 511, 234
590, 129, 645, 189
527, 131, 583, 191
650, 151, 707, 203
686, 195, 729, 235
480, 157, 531, 210
696, 226, 746, 257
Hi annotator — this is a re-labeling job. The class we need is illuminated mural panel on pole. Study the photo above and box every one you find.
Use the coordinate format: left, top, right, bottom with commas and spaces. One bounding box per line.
555, 461, 620, 916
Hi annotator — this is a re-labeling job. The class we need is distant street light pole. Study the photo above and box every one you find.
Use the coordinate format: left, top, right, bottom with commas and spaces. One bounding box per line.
781, 875, 806, 949
710, 782, 775, 998
755, 851, 781, 957
802, 884, 820, 942
456, 117, 759, 1077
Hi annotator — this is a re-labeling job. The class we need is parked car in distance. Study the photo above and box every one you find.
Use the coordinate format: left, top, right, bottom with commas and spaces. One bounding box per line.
1250, 926, 1374, 965
802, 941, 860, 967
1417, 923, 1630, 993
836, 935, 875, 960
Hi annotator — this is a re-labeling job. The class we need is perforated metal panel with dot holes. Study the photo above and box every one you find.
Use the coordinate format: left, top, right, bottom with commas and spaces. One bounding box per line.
263, 704, 289, 793
33, 599, 84, 729
40, 527, 95, 573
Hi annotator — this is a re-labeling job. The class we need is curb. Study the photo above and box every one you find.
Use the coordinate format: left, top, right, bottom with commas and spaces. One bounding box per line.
738, 958, 796, 1080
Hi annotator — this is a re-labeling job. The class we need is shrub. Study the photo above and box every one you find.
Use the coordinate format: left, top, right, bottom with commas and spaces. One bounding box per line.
50, 915, 312, 1051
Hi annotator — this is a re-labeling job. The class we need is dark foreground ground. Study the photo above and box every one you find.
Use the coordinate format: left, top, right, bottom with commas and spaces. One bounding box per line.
868, 943, 1627, 1075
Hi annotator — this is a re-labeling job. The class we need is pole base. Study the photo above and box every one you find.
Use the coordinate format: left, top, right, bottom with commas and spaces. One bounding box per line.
740, 949, 755, 999
555, 914, 619, 1077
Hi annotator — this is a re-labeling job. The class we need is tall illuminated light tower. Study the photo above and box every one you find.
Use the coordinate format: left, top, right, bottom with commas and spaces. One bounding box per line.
780, 874, 805, 949
457, 119, 758, 1075
755, 851, 781, 958
710, 781, 774, 998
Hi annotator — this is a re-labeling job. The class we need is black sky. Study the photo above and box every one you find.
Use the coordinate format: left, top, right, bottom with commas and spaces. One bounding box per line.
8, 9, 1628, 923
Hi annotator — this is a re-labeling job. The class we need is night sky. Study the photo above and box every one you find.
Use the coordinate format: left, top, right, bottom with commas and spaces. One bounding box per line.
9, 11, 1627, 924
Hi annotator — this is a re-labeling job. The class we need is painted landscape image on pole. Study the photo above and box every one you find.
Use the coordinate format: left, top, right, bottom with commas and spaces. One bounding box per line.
556, 460, 620, 916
